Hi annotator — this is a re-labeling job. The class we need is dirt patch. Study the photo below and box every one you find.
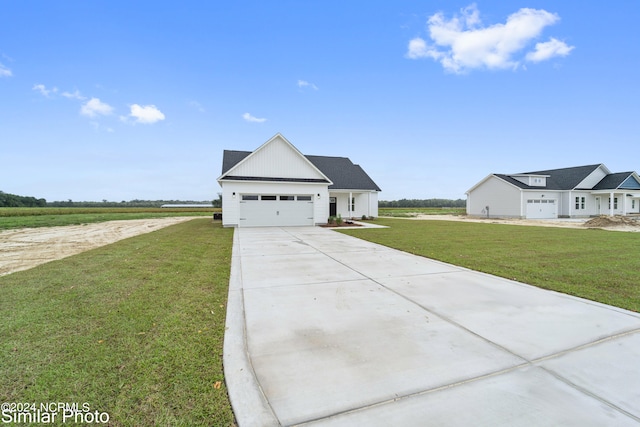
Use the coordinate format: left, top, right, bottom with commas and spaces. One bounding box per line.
390, 214, 640, 232
0, 217, 196, 276
584, 215, 640, 229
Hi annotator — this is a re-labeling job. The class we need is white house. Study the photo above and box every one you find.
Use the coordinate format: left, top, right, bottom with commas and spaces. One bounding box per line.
217, 133, 381, 227
466, 164, 640, 219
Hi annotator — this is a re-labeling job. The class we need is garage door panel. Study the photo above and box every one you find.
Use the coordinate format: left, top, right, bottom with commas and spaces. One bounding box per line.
239, 195, 314, 227
526, 199, 557, 219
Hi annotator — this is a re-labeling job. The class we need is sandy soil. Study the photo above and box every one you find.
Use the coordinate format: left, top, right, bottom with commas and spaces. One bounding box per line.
395, 214, 640, 232
0, 217, 196, 276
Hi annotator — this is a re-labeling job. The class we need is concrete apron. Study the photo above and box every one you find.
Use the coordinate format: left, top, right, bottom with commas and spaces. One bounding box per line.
223, 226, 640, 427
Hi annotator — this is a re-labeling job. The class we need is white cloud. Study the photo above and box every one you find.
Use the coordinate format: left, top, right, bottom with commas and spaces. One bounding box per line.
188, 100, 205, 113
129, 104, 165, 124
62, 90, 86, 100
407, 4, 573, 73
526, 37, 575, 62
80, 97, 113, 117
0, 63, 12, 77
297, 79, 318, 90
242, 112, 267, 123
33, 84, 58, 97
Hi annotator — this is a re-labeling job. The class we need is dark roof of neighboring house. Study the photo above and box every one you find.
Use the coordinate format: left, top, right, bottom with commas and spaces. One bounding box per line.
592, 172, 636, 190
220, 150, 381, 191
523, 164, 603, 190
494, 164, 640, 191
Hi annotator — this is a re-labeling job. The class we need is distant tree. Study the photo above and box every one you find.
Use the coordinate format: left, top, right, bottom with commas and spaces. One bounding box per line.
0, 190, 47, 207
212, 193, 222, 208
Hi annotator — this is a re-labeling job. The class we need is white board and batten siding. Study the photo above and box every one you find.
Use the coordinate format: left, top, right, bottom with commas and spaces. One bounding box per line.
231, 136, 327, 181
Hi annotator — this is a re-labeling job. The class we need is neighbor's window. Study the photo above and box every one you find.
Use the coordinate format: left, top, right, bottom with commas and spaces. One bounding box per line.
608, 197, 619, 209
351, 197, 355, 212
242, 195, 258, 201
261, 195, 277, 201
581, 197, 585, 209
575, 197, 580, 210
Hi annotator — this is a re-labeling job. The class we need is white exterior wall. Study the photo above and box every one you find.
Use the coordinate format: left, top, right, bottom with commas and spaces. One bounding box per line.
563, 191, 595, 217
467, 176, 522, 218
627, 195, 640, 214
221, 181, 329, 227
369, 192, 379, 217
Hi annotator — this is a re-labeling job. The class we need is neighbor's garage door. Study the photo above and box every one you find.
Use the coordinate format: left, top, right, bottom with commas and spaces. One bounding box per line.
526, 199, 557, 219
239, 195, 314, 227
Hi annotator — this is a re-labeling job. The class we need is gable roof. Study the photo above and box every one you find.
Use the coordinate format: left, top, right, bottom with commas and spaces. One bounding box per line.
490, 164, 640, 192
219, 135, 380, 191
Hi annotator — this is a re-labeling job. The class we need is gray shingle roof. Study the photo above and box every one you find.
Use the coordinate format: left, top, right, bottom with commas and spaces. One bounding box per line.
524, 164, 602, 190
593, 172, 636, 190
306, 155, 381, 191
220, 150, 381, 191
495, 164, 639, 191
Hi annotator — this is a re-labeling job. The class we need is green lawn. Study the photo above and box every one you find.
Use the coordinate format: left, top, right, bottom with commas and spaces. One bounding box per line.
340, 218, 640, 312
0, 218, 235, 426
0, 207, 220, 230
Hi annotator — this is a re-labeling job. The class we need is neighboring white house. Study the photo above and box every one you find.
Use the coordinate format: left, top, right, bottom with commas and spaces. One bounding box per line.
466, 164, 640, 219
217, 133, 381, 227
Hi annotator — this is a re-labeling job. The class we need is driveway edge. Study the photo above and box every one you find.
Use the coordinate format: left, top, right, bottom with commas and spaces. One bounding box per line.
223, 228, 280, 427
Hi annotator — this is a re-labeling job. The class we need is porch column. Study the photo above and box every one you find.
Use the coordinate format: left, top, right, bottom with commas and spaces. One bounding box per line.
609, 191, 614, 216
623, 193, 627, 216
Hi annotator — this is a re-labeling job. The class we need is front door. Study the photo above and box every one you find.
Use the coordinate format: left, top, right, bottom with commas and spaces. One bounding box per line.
329, 197, 337, 216
595, 197, 601, 215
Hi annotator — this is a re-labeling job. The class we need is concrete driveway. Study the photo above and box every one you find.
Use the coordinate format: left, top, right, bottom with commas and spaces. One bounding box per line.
223, 226, 640, 426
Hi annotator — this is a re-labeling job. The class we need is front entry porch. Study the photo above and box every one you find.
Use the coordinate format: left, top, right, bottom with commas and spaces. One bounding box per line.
329, 190, 378, 219
593, 191, 640, 216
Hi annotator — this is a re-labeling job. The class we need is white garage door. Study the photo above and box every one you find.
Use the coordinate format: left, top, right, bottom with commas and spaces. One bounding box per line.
239, 195, 314, 227
526, 199, 557, 219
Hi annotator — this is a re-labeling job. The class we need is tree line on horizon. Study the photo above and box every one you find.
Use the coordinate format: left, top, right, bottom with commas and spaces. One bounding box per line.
378, 198, 466, 208
2, 191, 465, 209
0, 191, 219, 208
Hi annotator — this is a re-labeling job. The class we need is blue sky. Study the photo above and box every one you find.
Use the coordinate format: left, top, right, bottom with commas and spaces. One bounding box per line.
1, 1, 638, 202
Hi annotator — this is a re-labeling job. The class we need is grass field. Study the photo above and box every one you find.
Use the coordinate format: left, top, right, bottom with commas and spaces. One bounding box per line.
340, 218, 640, 313
0, 218, 236, 426
378, 207, 466, 217
0, 207, 220, 230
